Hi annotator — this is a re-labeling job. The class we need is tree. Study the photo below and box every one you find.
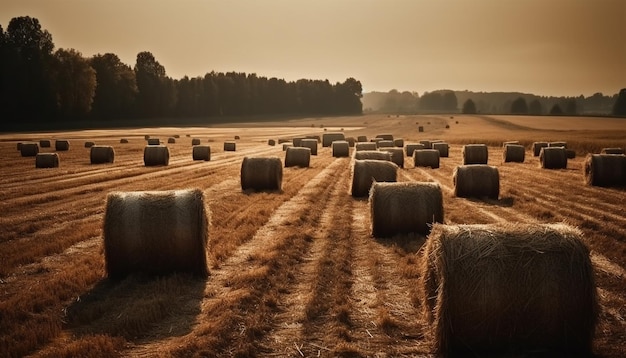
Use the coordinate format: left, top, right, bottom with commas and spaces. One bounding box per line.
564, 99, 577, 115
550, 103, 563, 115
613, 88, 626, 116
90, 53, 138, 119
462, 99, 477, 114
419, 92, 443, 110
134, 51, 168, 117
442, 91, 458, 111
50, 48, 97, 119
510, 97, 528, 114
528, 99, 543, 115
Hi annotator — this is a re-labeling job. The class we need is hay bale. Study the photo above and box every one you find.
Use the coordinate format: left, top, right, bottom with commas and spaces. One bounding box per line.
300, 138, 318, 155
234, 135, 240, 140
453, 165, 499, 199
268, 139, 276, 146
354, 150, 392, 161
413, 149, 440, 169
120, 138, 129, 144
380, 148, 404, 168
418, 126, 424, 132
420, 223, 597, 356
405, 143, 425, 157
20, 142, 39, 157
393, 138, 404, 147
224, 141, 236, 151
278, 138, 289, 144
377, 140, 394, 148
173, 134, 180, 139
462, 144, 488, 164
241, 156, 283, 191
322, 132, 345, 147
419, 140, 432, 149
35, 153, 60, 168
351, 159, 398, 197
583, 154, 626, 187
549, 141, 567, 148
84, 141, 95, 148
16, 142, 22, 151
292, 137, 304, 147
376, 134, 394, 141
503, 144, 525, 163
532, 141, 549, 156
369, 182, 443, 237
432, 142, 449, 158
191, 138, 201, 146
540, 147, 567, 169
144, 135, 150, 140
305, 135, 321, 143
601, 147, 624, 155
332, 141, 350, 157
357, 135, 368, 142
167, 137, 176, 144
282, 143, 293, 151
503, 140, 519, 147
566, 149, 576, 159
103, 189, 209, 278
55, 140, 70, 151
143, 145, 170, 166
345, 137, 356, 147
90, 145, 115, 164
40, 139, 51, 148
147, 138, 160, 145
285, 147, 311, 167
192, 145, 211, 161
355, 142, 378, 151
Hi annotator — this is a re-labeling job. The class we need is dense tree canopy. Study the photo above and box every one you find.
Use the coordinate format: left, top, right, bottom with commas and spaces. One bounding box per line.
462, 99, 477, 114
510, 97, 528, 114
613, 88, 626, 116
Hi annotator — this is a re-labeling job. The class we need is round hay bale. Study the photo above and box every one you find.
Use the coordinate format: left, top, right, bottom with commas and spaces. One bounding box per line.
583, 154, 626, 187
322, 132, 345, 147
143, 145, 170, 166
354, 150, 392, 161
502, 140, 519, 147
234, 135, 240, 140
418, 126, 424, 132
278, 138, 289, 144
355, 142, 378, 151
174, 134, 180, 139
103, 189, 209, 278
376, 134, 394, 141
147, 138, 160, 145
345, 137, 356, 147
369, 181, 443, 237
566, 149, 576, 159
268, 139, 276, 146
20, 142, 39, 157
405, 143, 425, 157
601, 147, 624, 155
393, 138, 404, 147
16, 142, 22, 151
167, 137, 176, 144
285, 147, 311, 167
432, 142, 449, 158
549, 141, 567, 148
192, 145, 211, 161
35, 153, 59, 168
462, 144, 488, 165
90, 145, 115, 164
332, 141, 350, 157
377, 140, 394, 148
420, 223, 597, 356
241, 156, 283, 191
419, 140, 432, 149
503, 144, 525, 163
453, 165, 499, 199
84, 141, 95, 148
144, 135, 150, 140
300, 138, 318, 155
224, 141, 236, 151
292, 137, 304, 147
351, 159, 398, 197
445, 124, 450, 129
120, 138, 129, 144
532, 141, 549, 156
413, 149, 440, 169
191, 138, 201, 146
357, 135, 368, 142
282, 143, 293, 151
55, 140, 70, 151
540, 147, 567, 169
305, 135, 321, 143
39, 139, 51, 148
380, 148, 404, 168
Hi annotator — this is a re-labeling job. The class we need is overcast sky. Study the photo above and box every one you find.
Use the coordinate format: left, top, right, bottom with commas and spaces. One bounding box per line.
1, 0, 625, 97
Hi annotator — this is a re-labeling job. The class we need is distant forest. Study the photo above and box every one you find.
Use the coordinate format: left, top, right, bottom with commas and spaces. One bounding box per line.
0, 16, 363, 128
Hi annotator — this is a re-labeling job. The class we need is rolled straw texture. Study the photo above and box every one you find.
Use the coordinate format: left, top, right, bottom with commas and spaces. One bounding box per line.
332, 141, 350, 157
351, 159, 397, 197
322, 132, 345, 147
453, 165, 499, 199
241, 156, 283, 191
540, 147, 567, 169
583, 154, 626, 187
143, 145, 170, 166
413, 149, 440, 169
192, 145, 211, 161
285, 147, 311, 167
354, 150, 391, 161
90, 145, 115, 164
533, 142, 548, 156
503, 144, 525, 163
462, 144, 488, 164
35, 153, 59, 168
20, 142, 39, 157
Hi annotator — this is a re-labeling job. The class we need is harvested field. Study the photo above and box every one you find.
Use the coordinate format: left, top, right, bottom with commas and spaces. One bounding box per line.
0, 114, 625, 357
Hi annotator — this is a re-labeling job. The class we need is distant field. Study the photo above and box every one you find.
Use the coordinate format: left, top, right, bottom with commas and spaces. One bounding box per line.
0, 114, 624, 357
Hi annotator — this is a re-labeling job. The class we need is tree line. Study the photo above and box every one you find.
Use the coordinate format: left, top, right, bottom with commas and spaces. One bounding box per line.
0, 16, 363, 126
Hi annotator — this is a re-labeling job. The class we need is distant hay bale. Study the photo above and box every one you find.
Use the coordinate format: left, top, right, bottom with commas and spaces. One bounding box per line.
278, 138, 289, 144
381, 148, 405, 168
453, 165, 499, 199
405, 143, 425, 157
40, 139, 51, 148
601, 147, 624, 155
420, 223, 597, 356
503, 144, 525, 163
393, 138, 404, 147
90, 145, 115, 164
292, 137, 304, 147
305, 135, 321, 143
282, 143, 293, 151
355, 142, 378, 151
414, 149, 440, 169
332, 141, 350, 157
35, 153, 60, 168
301, 138, 318, 155
144, 135, 150, 140
84, 141, 95, 148
418, 126, 424, 132
174, 134, 180, 139
376, 134, 394, 141
285, 147, 311, 167
234, 135, 240, 140
351, 159, 398, 197
322, 132, 345, 147
357, 135, 368, 142
377, 140, 395, 148
147, 138, 160, 145
191, 138, 201, 146
224, 141, 236, 151
583, 154, 626, 187
549, 141, 567, 148
16, 142, 22, 151
502, 140, 519, 147
566, 149, 576, 159
55, 140, 70, 151
167, 137, 176, 144
419, 140, 432, 149
445, 124, 450, 129
540, 147, 567, 169
432, 142, 449, 158
462, 144, 488, 164
354, 150, 392, 161
103, 188, 210, 278
345, 137, 356, 147
532, 141, 549, 156
20, 142, 39, 157
143, 145, 170, 166
192, 145, 211, 161
369, 182, 443, 237
120, 138, 129, 144
241, 156, 283, 191
268, 139, 276, 146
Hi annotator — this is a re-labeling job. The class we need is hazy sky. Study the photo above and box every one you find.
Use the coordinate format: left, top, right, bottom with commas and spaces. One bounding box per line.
1, 0, 625, 97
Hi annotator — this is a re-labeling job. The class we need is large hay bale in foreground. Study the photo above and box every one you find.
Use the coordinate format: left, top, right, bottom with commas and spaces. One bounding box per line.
300, 138, 318, 155
503, 144, 525, 163
103, 189, 209, 278
380, 148, 404, 168
583, 154, 626, 187
144, 145, 170, 166
332, 141, 350, 157
84, 141, 95, 148
224, 141, 236, 151
191, 138, 201, 146
35, 153, 60, 168
39, 139, 51, 148
453, 165, 499, 199
55, 140, 70, 151
351, 159, 397, 197
357, 135, 368, 142
285, 147, 311, 167
413, 149, 440, 169
192, 145, 211, 161
370, 182, 443, 237
540, 147, 567, 169
420, 223, 597, 356
355, 142, 378, 151
432, 142, 449, 158
322, 132, 345, 147
354, 150, 391, 161
241, 156, 283, 191
532, 141, 549, 156
377, 140, 394, 148
147, 138, 160, 145
601, 147, 625, 155
20, 142, 39, 157
405, 143, 425, 157
90, 145, 115, 164
462, 144, 488, 164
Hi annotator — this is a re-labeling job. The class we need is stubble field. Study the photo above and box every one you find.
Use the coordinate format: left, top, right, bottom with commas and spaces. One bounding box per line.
0, 114, 625, 357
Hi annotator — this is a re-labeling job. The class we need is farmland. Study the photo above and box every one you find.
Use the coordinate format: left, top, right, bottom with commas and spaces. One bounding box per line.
0, 114, 625, 357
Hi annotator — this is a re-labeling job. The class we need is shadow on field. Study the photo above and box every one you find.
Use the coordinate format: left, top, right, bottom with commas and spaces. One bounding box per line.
63, 273, 206, 342
470, 196, 515, 207
374, 233, 426, 254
